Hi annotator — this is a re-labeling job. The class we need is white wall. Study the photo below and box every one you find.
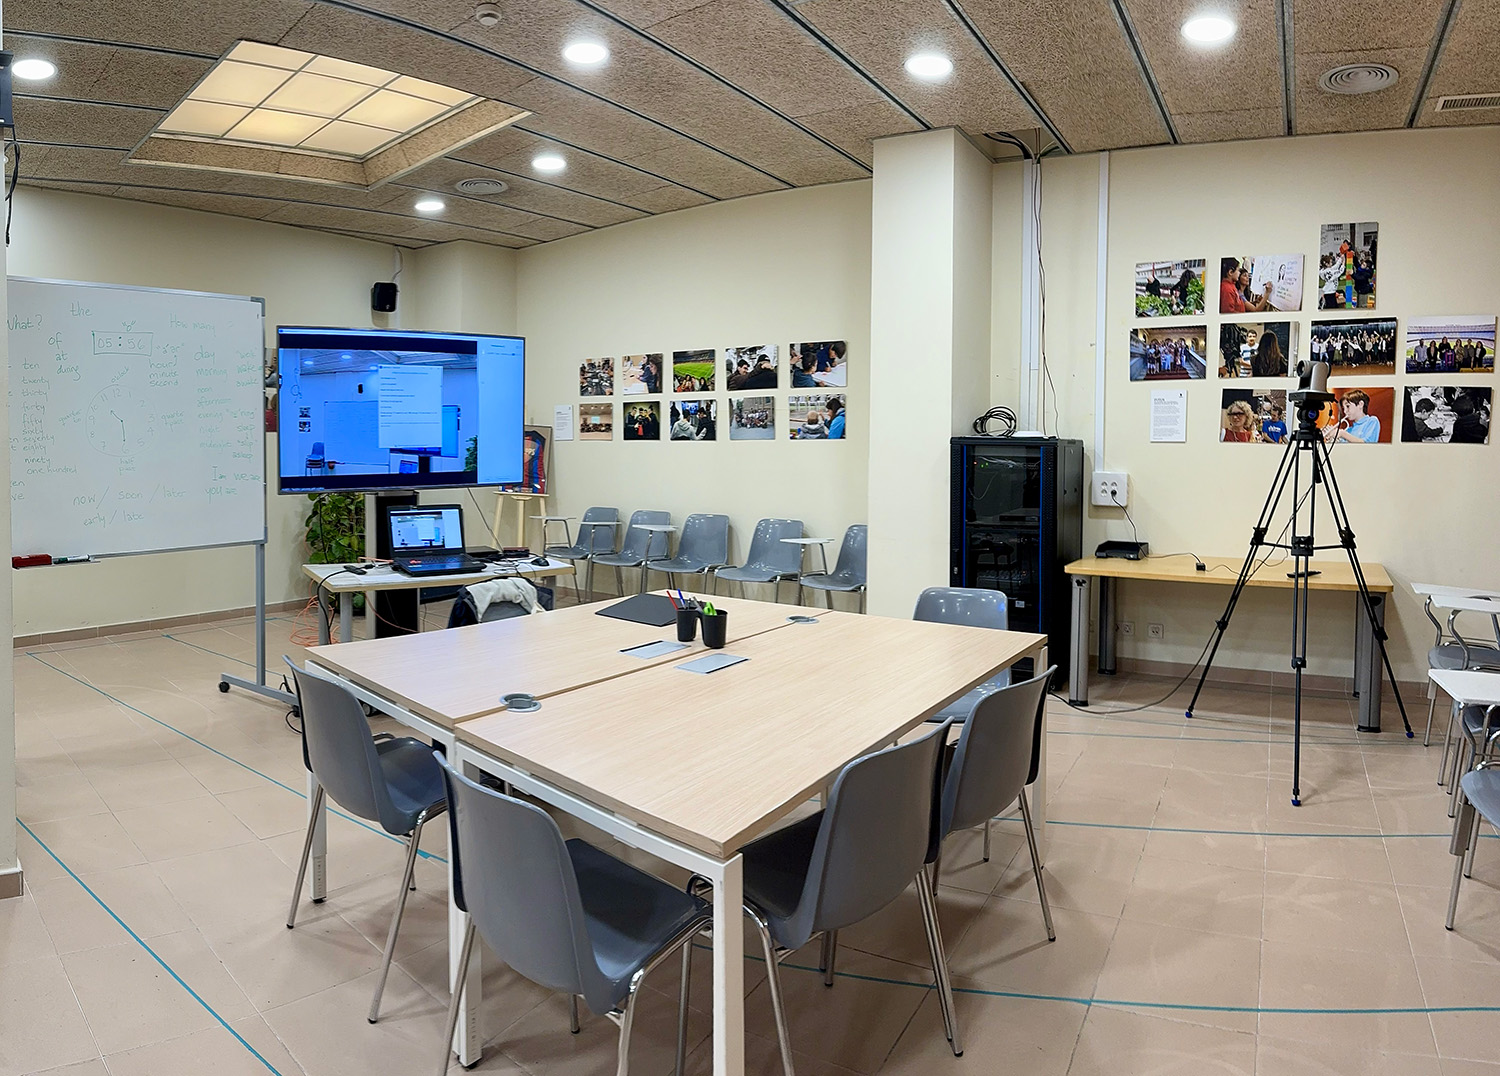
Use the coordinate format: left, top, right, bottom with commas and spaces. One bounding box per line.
1, 0, 16, 894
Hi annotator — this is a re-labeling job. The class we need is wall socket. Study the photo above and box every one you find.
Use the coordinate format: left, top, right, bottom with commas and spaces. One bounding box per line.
1119, 621, 1134, 636
1091, 470, 1128, 507
1147, 623, 1164, 640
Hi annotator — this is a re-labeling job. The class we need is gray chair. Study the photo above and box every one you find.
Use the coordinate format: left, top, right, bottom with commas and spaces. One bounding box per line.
934, 667, 1057, 941
715, 518, 803, 600
285, 664, 447, 1025
434, 754, 710, 1076
591, 510, 672, 596
691, 723, 961, 1076
914, 587, 1014, 722
797, 524, 868, 613
645, 513, 730, 592
1446, 703, 1500, 819
1423, 595, 1500, 780
1447, 759, 1500, 930
546, 506, 619, 601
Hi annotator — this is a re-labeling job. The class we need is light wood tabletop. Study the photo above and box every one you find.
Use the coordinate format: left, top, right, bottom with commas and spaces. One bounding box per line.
306, 592, 828, 728
1065, 555, 1392, 593
456, 611, 1047, 858
302, 558, 574, 594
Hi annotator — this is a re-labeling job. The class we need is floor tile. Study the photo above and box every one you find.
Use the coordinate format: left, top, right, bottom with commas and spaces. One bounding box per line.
0, 955, 100, 1076
61, 940, 220, 1055
1117, 854, 1264, 938
1066, 1005, 1256, 1075
0, 892, 59, 968
1093, 920, 1260, 1032
113, 795, 259, 862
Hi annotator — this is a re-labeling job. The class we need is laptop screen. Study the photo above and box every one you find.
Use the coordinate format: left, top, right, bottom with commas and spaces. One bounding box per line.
388, 506, 465, 556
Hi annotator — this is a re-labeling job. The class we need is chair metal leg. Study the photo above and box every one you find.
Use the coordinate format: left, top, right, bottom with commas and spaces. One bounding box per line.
1440, 700, 1459, 785
286, 785, 326, 929
614, 988, 639, 1076
747, 909, 795, 1076
1448, 795, 1480, 930
1464, 810, 1481, 879
570, 994, 581, 1034
914, 868, 962, 1056
1425, 693, 1437, 748
674, 939, 692, 1075
1450, 737, 1472, 818
370, 813, 429, 1023
436, 919, 478, 1076
819, 929, 837, 987
982, 818, 992, 863
1019, 790, 1057, 942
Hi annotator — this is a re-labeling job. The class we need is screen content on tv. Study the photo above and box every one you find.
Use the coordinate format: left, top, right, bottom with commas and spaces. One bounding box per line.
277, 326, 525, 494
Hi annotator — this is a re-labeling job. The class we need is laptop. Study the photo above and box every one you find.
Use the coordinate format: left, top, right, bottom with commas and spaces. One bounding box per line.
388, 505, 485, 577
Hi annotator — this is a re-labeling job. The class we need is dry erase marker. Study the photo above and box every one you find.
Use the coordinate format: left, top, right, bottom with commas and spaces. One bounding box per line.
52, 555, 93, 564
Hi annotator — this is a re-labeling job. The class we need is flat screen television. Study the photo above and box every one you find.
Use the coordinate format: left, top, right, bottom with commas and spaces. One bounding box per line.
276, 326, 525, 494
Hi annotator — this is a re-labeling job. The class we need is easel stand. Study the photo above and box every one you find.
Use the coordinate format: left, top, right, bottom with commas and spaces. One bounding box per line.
493, 491, 546, 549
218, 540, 296, 706
1185, 402, 1412, 806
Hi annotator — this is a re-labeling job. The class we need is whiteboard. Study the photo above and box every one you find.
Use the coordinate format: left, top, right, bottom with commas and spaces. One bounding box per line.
9, 277, 267, 558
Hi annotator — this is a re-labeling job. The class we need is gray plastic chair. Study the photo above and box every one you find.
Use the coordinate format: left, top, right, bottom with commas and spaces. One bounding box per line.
935, 666, 1057, 941
434, 754, 710, 1076
545, 506, 619, 601
1448, 760, 1500, 930
285, 663, 447, 1024
645, 513, 729, 592
691, 722, 960, 1076
591, 510, 672, 596
714, 518, 803, 601
798, 525, 868, 612
914, 587, 1014, 721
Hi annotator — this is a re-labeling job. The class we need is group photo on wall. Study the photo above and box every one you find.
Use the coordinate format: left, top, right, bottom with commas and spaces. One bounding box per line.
1135, 258, 1205, 318
623, 401, 660, 440
1311, 318, 1398, 375
621, 353, 664, 395
1405, 317, 1496, 373
1129, 325, 1207, 381
1318, 222, 1379, 310
788, 394, 846, 439
724, 345, 778, 391
1402, 386, 1492, 444
789, 340, 848, 388
729, 395, 774, 439
672, 349, 715, 393
579, 402, 613, 440
1220, 388, 1290, 443
580, 357, 614, 397
669, 399, 718, 441
1218, 321, 1296, 378
1219, 254, 1304, 314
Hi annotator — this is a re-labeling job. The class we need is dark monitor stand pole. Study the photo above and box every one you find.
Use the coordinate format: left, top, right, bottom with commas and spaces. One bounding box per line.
374, 491, 420, 637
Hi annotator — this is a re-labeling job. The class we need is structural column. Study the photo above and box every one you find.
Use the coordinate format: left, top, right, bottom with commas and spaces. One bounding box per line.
1, 0, 22, 900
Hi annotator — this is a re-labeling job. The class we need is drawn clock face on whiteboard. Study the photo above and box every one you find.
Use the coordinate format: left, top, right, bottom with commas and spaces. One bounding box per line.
85, 385, 155, 457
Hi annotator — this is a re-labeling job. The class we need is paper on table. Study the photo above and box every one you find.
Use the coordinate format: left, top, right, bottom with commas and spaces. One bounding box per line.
1151, 389, 1187, 443
553, 405, 575, 441
620, 640, 688, 659
676, 652, 749, 674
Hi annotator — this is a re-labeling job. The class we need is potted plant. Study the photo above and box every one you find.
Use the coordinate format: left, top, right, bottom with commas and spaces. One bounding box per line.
305, 493, 366, 612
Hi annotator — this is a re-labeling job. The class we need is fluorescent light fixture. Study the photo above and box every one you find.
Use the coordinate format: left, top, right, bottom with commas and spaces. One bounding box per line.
904, 53, 953, 80
562, 41, 609, 65
12, 58, 57, 80
532, 152, 566, 173
414, 197, 445, 212
1181, 14, 1236, 43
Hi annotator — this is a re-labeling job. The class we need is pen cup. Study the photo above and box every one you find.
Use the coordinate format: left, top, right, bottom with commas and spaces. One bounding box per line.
675, 607, 699, 643
700, 610, 728, 649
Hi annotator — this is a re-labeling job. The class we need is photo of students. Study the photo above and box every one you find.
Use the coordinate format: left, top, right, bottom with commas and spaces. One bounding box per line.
1402, 386, 1492, 444
620, 354, 663, 395
1318, 222, 1378, 309
1220, 389, 1288, 444
580, 358, 614, 397
1405, 317, 1496, 374
622, 401, 660, 441
788, 394, 846, 440
1135, 259, 1205, 318
790, 341, 848, 387
579, 403, 613, 441
729, 395, 774, 440
1220, 254, 1304, 314
669, 399, 717, 441
1218, 321, 1296, 378
672, 349, 715, 392
1129, 326, 1207, 381
1312, 386, 1394, 444
725, 345, 777, 391
1310, 318, 1399, 375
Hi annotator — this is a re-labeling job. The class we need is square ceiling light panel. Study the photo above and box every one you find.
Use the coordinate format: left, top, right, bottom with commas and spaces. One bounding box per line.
131, 41, 529, 190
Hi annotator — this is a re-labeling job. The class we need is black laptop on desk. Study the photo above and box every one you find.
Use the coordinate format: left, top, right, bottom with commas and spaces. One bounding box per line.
388, 504, 485, 577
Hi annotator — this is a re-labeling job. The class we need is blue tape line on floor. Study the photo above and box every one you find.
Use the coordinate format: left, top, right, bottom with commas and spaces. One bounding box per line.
25, 653, 447, 864
17, 819, 287, 1076
162, 632, 257, 669
991, 816, 1497, 840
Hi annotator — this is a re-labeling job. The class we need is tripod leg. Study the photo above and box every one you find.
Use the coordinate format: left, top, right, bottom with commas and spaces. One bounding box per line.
1287, 445, 1311, 808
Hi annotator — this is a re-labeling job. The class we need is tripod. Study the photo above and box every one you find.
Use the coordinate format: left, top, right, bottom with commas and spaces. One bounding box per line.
1185, 399, 1412, 806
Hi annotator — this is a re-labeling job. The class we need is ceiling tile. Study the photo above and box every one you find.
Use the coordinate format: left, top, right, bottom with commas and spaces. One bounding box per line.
1175, 108, 1284, 143
6, 0, 315, 56
1293, 0, 1448, 54
621, 140, 785, 199
1125, 0, 1283, 119
459, 126, 699, 202
7, 36, 214, 110
1417, 0, 1500, 122
599, 0, 718, 23
796, 101, 924, 165
15, 97, 160, 149
627, 184, 715, 213
22, 178, 119, 197
108, 187, 286, 219
398, 156, 645, 227
261, 200, 427, 236
1295, 48, 1428, 134
1018, 73, 1168, 151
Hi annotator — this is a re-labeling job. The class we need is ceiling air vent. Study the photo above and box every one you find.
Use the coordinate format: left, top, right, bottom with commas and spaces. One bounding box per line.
1318, 63, 1399, 95
1436, 93, 1500, 112
455, 177, 510, 195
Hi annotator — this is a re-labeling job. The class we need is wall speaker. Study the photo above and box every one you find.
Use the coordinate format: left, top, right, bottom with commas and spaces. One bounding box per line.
371, 281, 398, 312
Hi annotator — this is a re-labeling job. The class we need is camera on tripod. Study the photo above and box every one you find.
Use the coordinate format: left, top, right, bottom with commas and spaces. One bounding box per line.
1290, 358, 1333, 427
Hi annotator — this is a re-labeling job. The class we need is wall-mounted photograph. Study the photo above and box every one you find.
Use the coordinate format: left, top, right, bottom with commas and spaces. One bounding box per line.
788, 394, 846, 439
790, 340, 849, 388
1311, 318, 1398, 375
1402, 386, 1492, 444
724, 345, 778, 391
1220, 254, 1304, 314
729, 395, 775, 440
1129, 326, 1208, 381
579, 403, 613, 441
1218, 321, 1297, 378
622, 401, 660, 440
1318, 222, 1378, 310
672, 349, 716, 393
620, 353, 664, 395
580, 357, 614, 397
669, 399, 717, 441
1220, 388, 1290, 444
1405, 317, 1496, 374
1135, 259, 1205, 318
1312, 386, 1394, 444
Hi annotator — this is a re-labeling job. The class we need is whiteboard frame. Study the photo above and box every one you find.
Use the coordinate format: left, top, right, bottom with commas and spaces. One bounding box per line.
11, 275, 271, 555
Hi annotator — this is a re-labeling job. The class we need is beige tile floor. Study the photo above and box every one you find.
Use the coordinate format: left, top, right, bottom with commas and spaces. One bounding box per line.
4, 602, 1500, 1076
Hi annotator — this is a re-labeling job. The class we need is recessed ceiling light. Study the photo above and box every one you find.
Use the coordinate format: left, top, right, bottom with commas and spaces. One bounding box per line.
532, 153, 566, 173
562, 41, 609, 65
1181, 14, 1236, 44
903, 53, 952, 81
414, 197, 445, 213
12, 58, 57, 81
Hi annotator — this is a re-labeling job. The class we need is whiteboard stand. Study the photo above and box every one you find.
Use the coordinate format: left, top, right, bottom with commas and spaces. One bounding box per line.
218, 541, 296, 707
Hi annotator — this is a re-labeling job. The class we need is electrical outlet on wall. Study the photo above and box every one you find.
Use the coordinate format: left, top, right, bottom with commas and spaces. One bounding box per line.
1120, 621, 1134, 636
1148, 623, 1164, 640
1092, 471, 1128, 507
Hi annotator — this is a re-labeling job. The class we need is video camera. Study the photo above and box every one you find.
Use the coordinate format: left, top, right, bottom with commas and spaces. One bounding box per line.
1290, 358, 1333, 428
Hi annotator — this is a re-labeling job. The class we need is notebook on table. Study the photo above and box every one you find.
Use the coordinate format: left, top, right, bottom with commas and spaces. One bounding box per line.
595, 593, 678, 627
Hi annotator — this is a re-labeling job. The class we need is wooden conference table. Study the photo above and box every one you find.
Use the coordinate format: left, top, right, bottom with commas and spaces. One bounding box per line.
1065, 555, 1394, 730
305, 593, 1047, 1075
